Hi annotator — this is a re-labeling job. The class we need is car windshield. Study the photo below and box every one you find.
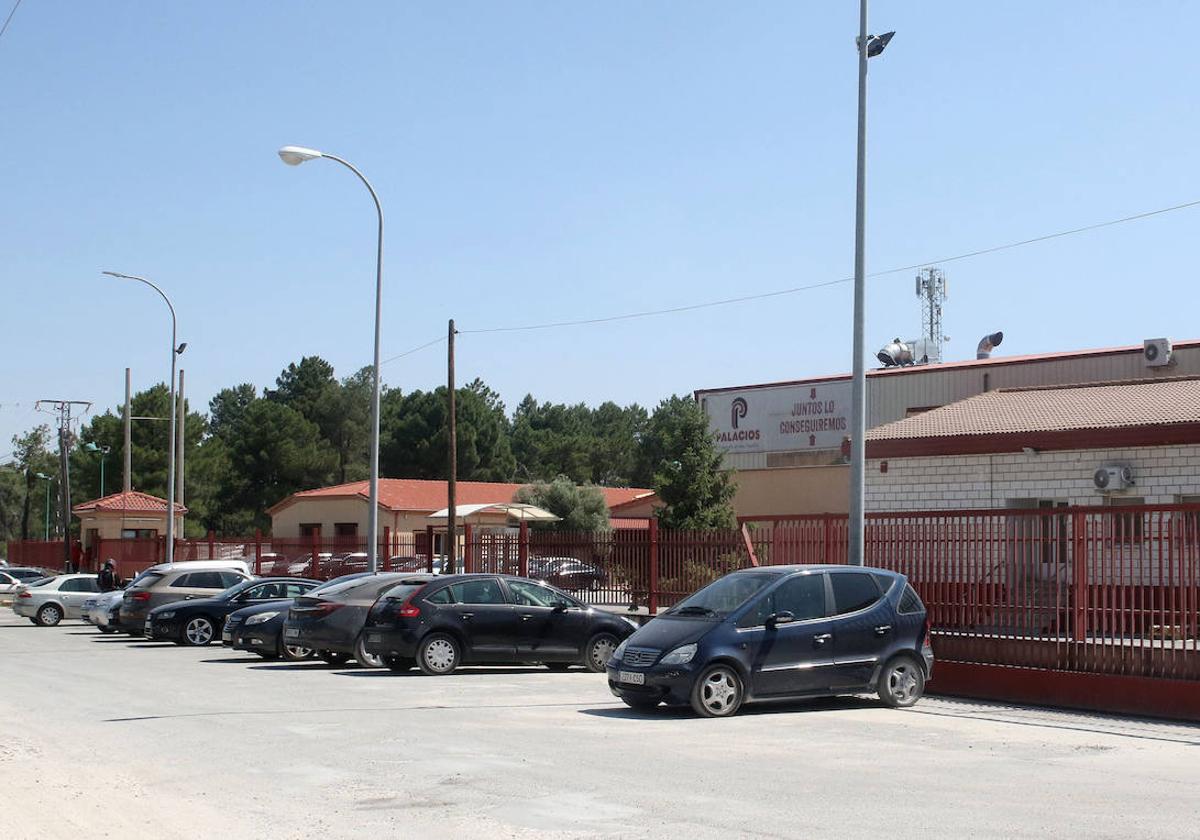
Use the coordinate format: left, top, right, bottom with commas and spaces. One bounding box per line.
215, 579, 255, 600
30, 576, 60, 588
667, 572, 782, 617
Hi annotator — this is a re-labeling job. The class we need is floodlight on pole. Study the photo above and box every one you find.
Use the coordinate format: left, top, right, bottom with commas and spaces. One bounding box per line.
277, 145, 386, 574
83, 442, 111, 497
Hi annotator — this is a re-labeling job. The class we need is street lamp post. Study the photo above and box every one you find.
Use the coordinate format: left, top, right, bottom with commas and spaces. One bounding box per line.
35, 472, 53, 539
847, 2, 894, 566
102, 271, 185, 563
84, 442, 110, 497
277, 145, 385, 574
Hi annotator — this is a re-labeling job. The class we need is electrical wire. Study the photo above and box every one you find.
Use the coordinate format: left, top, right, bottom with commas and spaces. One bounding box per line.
456, 197, 1200, 336
381, 335, 446, 365
0, 0, 23, 44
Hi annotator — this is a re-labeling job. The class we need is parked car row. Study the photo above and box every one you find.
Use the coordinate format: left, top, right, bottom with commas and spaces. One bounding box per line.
14, 560, 934, 718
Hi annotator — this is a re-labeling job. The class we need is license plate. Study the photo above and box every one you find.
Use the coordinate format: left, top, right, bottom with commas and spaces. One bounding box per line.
284, 628, 299, 639
222, 632, 232, 643
144, 621, 152, 634
618, 671, 645, 685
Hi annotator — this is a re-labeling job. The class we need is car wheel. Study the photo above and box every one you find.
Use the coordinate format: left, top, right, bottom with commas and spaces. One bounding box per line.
280, 641, 314, 662
620, 695, 661, 712
583, 632, 619, 673
320, 651, 350, 666
354, 633, 384, 668
256, 650, 280, 660
35, 604, 63, 627
418, 633, 460, 675
98, 626, 116, 635
545, 662, 572, 672
877, 655, 926, 708
182, 617, 216, 646
384, 656, 415, 673
690, 664, 744, 718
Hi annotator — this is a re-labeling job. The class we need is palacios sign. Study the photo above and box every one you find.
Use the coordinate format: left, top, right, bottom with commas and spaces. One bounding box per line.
702, 381, 851, 454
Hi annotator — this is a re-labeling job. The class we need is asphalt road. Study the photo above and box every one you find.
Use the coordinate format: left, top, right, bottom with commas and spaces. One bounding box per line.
2, 612, 1198, 840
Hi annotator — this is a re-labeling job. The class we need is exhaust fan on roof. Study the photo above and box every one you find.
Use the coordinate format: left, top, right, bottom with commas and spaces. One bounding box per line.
877, 338, 915, 367
1093, 465, 1135, 492
1143, 338, 1172, 368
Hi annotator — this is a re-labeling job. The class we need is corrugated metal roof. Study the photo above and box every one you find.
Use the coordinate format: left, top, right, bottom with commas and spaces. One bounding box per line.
866, 378, 1200, 441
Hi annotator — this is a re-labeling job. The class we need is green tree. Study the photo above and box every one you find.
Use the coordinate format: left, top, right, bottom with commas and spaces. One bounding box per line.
588, 401, 648, 486
515, 477, 612, 532
220, 401, 337, 532
10, 426, 57, 540
639, 396, 735, 530
510, 397, 595, 483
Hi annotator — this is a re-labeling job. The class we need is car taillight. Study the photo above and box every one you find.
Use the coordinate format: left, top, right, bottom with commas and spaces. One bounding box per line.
132, 591, 151, 602
397, 603, 421, 618
922, 618, 933, 649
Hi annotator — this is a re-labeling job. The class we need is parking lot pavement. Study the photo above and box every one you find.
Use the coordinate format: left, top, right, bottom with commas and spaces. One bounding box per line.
2, 614, 1199, 840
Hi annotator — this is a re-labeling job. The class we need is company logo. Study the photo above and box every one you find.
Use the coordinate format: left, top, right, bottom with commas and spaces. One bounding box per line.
731, 397, 748, 429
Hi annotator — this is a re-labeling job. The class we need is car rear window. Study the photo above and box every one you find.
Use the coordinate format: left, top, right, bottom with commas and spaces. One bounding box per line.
899, 584, 924, 615
871, 572, 894, 594
380, 582, 426, 602
423, 586, 452, 605
831, 572, 883, 615
131, 572, 165, 589
448, 579, 505, 605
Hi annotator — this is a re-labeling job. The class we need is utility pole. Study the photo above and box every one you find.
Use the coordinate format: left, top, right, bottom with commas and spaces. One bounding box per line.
123, 368, 132, 493
36, 399, 92, 571
176, 368, 185, 532
446, 318, 458, 575
848, 3, 894, 567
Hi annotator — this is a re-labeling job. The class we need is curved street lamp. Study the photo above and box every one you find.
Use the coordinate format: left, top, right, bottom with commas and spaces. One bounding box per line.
102, 271, 184, 563
83, 442, 111, 497
277, 145, 385, 573
34, 472, 53, 540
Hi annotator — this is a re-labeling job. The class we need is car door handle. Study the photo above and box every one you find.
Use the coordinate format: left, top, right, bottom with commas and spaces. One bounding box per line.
520, 614, 532, 621
874, 625, 892, 636
813, 633, 832, 646
459, 612, 473, 620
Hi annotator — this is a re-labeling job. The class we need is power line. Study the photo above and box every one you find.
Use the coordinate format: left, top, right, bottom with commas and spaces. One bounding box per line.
381, 335, 446, 365
0, 0, 23, 44
454, 196, 1200, 337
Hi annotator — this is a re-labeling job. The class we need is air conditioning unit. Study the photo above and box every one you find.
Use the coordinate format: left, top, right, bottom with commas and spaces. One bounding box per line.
1094, 465, 1135, 492
1144, 338, 1173, 367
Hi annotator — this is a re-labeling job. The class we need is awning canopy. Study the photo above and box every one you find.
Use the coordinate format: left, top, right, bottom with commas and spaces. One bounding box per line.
426, 502, 561, 525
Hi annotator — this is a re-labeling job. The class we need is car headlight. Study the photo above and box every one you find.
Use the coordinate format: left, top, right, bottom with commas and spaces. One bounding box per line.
612, 639, 628, 661
660, 643, 697, 665
157, 611, 175, 620
245, 611, 279, 625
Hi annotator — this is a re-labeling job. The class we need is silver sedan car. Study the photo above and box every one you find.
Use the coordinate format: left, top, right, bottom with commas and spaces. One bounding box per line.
12, 574, 101, 626
86, 589, 128, 632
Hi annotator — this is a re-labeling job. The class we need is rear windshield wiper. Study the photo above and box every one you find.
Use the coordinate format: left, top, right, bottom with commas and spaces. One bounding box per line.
670, 605, 718, 616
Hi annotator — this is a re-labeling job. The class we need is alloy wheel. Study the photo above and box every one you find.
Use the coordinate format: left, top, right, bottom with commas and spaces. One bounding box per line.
184, 617, 214, 646
38, 605, 62, 626
699, 668, 741, 716
887, 661, 921, 705
283, 644, 313, 660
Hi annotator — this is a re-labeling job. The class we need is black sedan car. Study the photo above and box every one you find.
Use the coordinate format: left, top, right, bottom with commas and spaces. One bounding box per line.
361, 573, 638, 675
144, 577, 320, 646
226, 572, 372, 661
528, 557, 606, 592
281, 573, 412, 667
606, 565, 933, 718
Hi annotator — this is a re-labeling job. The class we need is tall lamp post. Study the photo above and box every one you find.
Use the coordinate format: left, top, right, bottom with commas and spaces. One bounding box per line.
847, 3, 894, 566
102, 271, 185, 563
34, 472, 53, 539
277, 145, 385, 574
84, 442, 111, 497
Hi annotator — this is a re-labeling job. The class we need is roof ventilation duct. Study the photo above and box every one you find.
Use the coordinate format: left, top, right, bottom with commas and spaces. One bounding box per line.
877, 338, 915, 368
976, 331, 1004, 360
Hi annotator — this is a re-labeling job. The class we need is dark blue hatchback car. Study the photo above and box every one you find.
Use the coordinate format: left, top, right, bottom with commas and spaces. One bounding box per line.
607, 565, 932, 717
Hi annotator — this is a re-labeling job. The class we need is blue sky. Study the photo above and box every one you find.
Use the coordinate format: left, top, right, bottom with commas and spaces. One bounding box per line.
2, 1, 1198, 453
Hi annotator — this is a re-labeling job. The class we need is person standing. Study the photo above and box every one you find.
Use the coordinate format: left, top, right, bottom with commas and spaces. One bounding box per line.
98, 560, 117, 592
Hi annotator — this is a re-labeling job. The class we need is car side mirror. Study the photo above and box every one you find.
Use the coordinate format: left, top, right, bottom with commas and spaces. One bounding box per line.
551, 603, 569, 614
766, 611, 795, 629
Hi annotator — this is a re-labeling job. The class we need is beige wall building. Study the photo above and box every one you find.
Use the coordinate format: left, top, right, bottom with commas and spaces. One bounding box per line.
72, 491, 186, 550
696, 338, 1200, 519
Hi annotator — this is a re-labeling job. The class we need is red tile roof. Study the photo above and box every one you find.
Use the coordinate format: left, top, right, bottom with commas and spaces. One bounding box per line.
73, 491, 187, 515
268, 479, 652, 516
865, 378, 1200, 457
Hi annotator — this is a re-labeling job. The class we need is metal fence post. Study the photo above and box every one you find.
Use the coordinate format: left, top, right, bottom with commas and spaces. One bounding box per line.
426, 525, 436, 573
382, 526, 391, 571
207, 529, 216, 560
310, 530, 320, 579
518, 520, 529, 578
648, 519, 660, 615
254, 529, 262, 576
463, 524, 473, 573
823, 515, 835, 565
1072, 511, 1087, 643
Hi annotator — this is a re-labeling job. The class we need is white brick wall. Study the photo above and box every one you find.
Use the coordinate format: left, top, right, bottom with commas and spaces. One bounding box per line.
865, 444, 1200, 511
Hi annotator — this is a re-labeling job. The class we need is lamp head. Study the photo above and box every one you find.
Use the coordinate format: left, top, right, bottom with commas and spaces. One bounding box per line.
866, 31, 895, 57
278, 145, 324, 166
176, 342, 188, 355
84, 442, 100, 452
35, 472, 51, 480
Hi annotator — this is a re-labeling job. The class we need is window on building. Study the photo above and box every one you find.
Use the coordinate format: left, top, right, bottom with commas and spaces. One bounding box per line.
299, 523, 322, 537
121, 529, 156, 539
334, 523, 358, 537
1103, 497, 1145, 544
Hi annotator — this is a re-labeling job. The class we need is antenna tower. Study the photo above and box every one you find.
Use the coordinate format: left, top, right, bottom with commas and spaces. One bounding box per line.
915, 267, 948, 364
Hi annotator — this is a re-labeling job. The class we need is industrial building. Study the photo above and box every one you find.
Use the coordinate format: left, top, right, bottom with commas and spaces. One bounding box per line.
697, 337, 1200, 518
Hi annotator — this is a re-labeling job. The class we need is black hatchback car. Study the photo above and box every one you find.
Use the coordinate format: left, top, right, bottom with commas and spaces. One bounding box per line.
281, 573, 412, 666
227, 572, 372, 661
607, 565, 932, 718
145, 577, 320, 646
362, 573, 638, 675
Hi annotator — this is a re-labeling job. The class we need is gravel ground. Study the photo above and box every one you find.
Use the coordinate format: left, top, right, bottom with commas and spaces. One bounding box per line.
2, 612, 1199, 839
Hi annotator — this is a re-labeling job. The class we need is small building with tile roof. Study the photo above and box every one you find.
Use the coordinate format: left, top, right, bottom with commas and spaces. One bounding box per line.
862, 378, 1200, 511
267, 478, 655, 542
72, 491, 187, 551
